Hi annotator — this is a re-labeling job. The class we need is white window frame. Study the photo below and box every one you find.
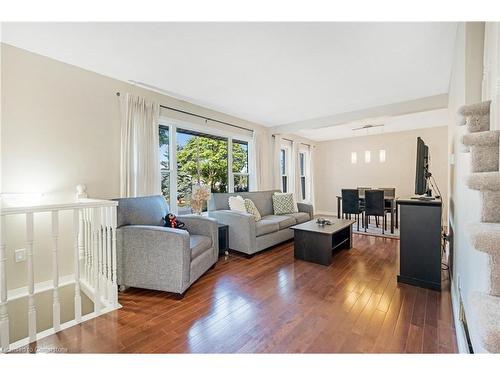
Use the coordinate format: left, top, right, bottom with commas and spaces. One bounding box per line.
232, 138, 250, 193
299, 144, 311, 202
158, 117, 254, 213
280, 142, 292, 193
299, 151, 307, 201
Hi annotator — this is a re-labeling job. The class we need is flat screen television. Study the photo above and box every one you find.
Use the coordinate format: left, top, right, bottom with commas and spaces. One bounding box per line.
415, 137, 429, 195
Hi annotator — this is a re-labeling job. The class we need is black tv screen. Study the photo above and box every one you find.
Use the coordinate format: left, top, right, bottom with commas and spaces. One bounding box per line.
415, 137, 429, 195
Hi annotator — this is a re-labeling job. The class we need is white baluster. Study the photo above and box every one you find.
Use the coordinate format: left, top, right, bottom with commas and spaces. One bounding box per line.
106, 207, 113, 302
78, 208, 85, 273
86, 208, 92, 283
100, 207, 107, 301
73, 209, 82, 322
82, 209, 87, 283
26, 212, 36, 342
0, 217, 10, 352
99, 207, 105, 301
92, 208, 101, 314
51, 211, 61, 332
111, 205, 118, 307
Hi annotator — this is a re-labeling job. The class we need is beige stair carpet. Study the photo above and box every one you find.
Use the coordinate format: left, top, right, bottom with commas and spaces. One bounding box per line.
459, 100, 491, 133
470, 292, 500, 353
462, 130, 500, 172
461, 100, 500, 352
468, 223, 500, 296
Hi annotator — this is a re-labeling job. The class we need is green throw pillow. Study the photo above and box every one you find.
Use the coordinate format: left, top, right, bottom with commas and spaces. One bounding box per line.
244, 198, 261, 222
272, 193, 298, 215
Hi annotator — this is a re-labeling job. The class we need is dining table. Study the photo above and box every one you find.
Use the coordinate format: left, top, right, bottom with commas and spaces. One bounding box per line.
336, 195, 399, 234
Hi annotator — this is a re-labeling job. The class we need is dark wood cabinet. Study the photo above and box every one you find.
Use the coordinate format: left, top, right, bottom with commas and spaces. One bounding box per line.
397, 199, 442, 291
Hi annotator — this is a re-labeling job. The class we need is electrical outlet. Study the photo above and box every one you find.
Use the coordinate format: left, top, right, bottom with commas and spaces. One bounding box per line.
15, 248, 26, 263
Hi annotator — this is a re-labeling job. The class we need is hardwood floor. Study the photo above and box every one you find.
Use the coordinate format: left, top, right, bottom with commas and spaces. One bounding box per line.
20, 234, 457, 353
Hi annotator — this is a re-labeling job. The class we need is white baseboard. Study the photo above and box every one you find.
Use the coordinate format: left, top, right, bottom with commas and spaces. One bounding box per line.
451, 280, 470, 353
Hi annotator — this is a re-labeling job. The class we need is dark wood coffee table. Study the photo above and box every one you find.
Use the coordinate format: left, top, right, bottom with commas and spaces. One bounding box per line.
291, 217, 356, 266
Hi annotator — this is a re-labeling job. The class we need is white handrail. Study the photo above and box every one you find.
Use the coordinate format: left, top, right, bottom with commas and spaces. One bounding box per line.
0, 197, 120, 353
1, 198, 118, 216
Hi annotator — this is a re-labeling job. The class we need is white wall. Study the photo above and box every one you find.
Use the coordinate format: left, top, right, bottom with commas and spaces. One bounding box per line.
1, 43, 275, 202
447, 22, 490, 353
0, 43, 279, 343
313, 126, 449, 216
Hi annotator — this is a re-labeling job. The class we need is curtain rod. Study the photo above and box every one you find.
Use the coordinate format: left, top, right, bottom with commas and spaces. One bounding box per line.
116, 91, 254, 134
272, 134, 313, 148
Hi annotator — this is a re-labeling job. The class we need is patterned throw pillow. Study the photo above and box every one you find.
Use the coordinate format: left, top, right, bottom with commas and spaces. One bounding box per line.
272, 193, 298, 215
244, 198, 261, 222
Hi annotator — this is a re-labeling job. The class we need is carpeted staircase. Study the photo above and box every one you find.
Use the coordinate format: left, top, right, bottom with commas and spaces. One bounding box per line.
460, 100, 500, 353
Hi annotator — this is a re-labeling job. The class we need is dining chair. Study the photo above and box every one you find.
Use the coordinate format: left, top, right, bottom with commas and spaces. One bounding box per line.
364, 189, 388, 234
342, 189, 364, 231
357, 187, 372, 197
379, 187, 396, 229
357, 187, 371, 222
379, 188, 396, 198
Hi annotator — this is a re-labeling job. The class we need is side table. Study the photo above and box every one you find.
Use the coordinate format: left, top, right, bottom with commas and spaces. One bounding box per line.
217, 223, 229, 256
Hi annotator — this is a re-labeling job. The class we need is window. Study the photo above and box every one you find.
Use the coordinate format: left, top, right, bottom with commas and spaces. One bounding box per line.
299, 152, 306, 201
158, 122, 253, 213
233, 140, 249, 192
280, 148, 288, 192
176, 128, 228, 211
159, 126, 170, 206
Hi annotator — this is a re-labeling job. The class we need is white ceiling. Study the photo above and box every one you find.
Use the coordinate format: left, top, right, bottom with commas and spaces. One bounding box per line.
1, 22, 457, 127
295, 108, 449, 141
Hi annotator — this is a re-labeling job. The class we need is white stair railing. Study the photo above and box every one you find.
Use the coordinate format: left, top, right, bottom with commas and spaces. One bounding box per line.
0, 197, 120, 353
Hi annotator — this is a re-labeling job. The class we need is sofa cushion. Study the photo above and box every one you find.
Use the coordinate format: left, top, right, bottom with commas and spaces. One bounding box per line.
190, 235, 212, 260
272, 193, 298, 215
285, 212, 311, 224
113, 195, 169, 228
261, 215, 296, 230
255, 219, 280, 237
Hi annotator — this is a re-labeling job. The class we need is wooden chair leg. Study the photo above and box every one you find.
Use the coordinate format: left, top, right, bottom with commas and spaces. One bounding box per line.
365, 215, 368, 232
376, 216, 379, 227
357, 214, 359, 231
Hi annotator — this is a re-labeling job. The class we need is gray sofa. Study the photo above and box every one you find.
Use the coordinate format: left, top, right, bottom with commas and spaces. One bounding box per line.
114, 195, 218, 297
208, 190, 313, 255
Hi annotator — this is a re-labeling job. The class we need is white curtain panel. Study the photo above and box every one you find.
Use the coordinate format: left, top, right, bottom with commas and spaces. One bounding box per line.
308, 145, 316, 209
272, 134, 283, 190
292, 141, 301, 202
250, 130, 262, 191
120, 93, 161, 197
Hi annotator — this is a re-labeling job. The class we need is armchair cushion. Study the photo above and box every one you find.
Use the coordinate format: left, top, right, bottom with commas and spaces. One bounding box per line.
113, 195, 168, 228
190, 235, 212, 260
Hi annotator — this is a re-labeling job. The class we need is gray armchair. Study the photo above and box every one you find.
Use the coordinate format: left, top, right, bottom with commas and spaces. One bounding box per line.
114, 195, 218, 298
